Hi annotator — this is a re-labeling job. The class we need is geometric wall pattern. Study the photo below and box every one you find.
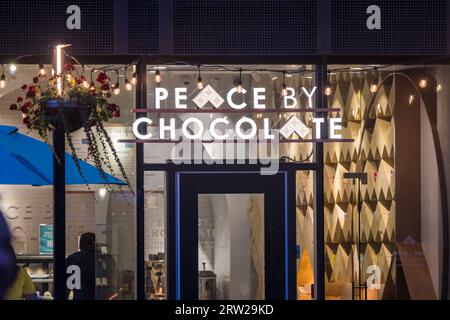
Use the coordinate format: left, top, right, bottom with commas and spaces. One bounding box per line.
324, 72, 396, 299
295, 71, 397, 299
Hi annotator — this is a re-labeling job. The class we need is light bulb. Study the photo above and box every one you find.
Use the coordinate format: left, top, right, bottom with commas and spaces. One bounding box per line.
90, 81, 95, 90
113, 82, 120, 95
155, 69, 161, 83
370, 82, 378, 93
83, 79, 90, 89
325, 85, 332, 96
125, 79, 133, 91
9, 64, 16, 72
237, 83, 243, 93
197, 76, 203, 90
39, 64, 46, 76
130, 72, 137, 85
282, 83, 287, 96
66, 74, 72, 81
419, 78, 427, 88
0, 74, 5, 89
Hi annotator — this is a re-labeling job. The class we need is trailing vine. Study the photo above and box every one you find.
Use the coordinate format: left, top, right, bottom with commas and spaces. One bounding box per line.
9, 63, 133, 195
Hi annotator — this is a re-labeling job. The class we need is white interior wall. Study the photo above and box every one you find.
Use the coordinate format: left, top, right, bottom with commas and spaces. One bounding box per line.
420, 104, 442, 298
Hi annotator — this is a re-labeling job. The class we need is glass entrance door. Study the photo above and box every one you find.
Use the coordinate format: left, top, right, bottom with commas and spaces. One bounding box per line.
172, 171, 293, 300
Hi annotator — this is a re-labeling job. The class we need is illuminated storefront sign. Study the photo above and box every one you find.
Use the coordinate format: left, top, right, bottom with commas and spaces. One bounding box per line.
132, 85, 343, 141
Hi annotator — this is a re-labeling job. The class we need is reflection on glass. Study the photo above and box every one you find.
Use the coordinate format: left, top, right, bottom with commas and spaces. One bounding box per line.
144, 171, 166, 300
198, 194, 264, 300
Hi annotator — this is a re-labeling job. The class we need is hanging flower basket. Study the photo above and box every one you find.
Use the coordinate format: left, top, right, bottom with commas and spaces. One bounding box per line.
9, 63, 131, 192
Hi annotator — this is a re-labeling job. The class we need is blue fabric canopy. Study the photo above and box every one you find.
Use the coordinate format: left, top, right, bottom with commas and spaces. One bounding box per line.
0, 125, 125, 186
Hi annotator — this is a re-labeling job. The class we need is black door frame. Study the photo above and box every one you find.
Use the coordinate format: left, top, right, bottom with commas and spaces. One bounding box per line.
176, 171, 287, 300
143, 161, 319, 300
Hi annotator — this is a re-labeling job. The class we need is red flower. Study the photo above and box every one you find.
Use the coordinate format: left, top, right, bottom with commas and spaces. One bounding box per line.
101, 83, 110, 91
23, 116, 30, 125
96, 72, 108, 84
64, 64, 75, 72
26, 86, 37, 98
21, 101, 32, 113
17, 97, 23, 103
9, 104, 18, 110
113, 110, 121, 118
33, 76, 39, 83
21, 84, 27, 90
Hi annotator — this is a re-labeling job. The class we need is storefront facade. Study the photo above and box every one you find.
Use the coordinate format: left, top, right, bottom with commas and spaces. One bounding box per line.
1, 0, 450, 301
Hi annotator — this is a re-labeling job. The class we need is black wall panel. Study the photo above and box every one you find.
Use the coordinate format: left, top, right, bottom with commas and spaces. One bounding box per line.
331, 0, 447, 55
172, 0, 317, 55
0, 0, 114, 56
128, 0, 159, 54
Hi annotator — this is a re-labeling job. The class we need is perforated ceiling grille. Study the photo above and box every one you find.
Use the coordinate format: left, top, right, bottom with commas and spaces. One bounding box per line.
128, 0, 159, 54
0, 0, 114, 55
331, 0, 446, 55
173, 0, 317, 55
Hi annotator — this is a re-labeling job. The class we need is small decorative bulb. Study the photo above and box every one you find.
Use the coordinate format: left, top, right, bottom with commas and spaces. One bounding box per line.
155, 69, 161, 83
125, 79, 133, 91
197, 76, 203, 90
83, 79, 90, 89
324, 85, 332, 96
9, 64, 16, 72
0, 74, 5, 89
90, 81, 95, 90
113, 82, 120, 95
419, 78, 427, 89
130, 72, 137, 85
39, 64, 46, 76
370, 83, 378, 93
282, 83, 287, 96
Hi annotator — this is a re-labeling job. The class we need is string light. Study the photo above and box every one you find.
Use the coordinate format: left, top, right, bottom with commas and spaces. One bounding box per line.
9, 64, 16, 72
130, 72, 137, 86
197, 65, 203, 90
419, 64, 427, 89
0, 65, 5, 89
89, 68, 95, 90
113, 70, 120, 95
39, 64, 46, 76
155, 67, 162, 83
370, 68, 379, 93
419, 77, 427, 89
124, 67, 133, 91
81, 65, 90, 89
281, 71, 287, 96
236, 68, 243, 93
324, 71, 332, 96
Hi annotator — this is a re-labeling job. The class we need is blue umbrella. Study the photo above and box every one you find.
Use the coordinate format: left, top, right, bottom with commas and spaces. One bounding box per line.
0, 125, 125, 186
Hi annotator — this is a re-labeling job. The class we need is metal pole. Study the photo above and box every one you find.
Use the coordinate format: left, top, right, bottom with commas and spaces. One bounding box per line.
52, 45, 68, 301
135, 59, 147, 300
53, 127, 66, 300
314, 59, 327, 300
